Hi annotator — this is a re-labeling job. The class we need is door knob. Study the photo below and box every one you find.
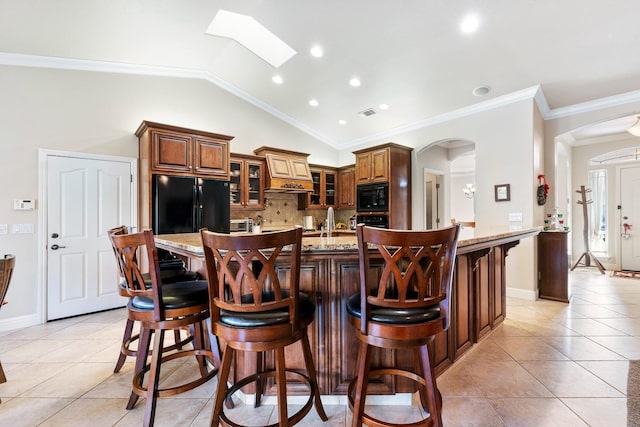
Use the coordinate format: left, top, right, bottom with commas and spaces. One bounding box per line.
50, 244, 66, 250
51, 233, 59, 238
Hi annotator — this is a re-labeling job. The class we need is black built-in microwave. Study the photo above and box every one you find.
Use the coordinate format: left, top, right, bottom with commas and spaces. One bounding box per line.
356, 182, 389, 212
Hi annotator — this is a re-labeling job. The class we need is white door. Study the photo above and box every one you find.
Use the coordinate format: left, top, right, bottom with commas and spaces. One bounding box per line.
47, 155, 134, 320
621, 166, 640, 271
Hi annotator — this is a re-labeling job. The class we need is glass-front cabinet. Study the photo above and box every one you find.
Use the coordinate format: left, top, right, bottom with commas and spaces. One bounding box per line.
302, 166, 337, 209
230, 154, 265, 210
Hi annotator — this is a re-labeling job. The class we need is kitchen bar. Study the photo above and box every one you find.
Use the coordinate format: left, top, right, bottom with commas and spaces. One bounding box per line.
155, 227, 540, 398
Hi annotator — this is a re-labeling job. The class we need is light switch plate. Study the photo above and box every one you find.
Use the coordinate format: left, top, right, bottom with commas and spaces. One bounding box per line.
12, 223, 34, 234
509, 212, 523, 222
0, 224, 7, 235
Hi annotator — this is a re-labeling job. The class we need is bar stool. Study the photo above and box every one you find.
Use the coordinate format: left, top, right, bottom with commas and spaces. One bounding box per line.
108, 225, 199, 373
110, 229, 218, 427
346, 224, 459, 427
0, 254, 16, 404
201, 226, 327, 427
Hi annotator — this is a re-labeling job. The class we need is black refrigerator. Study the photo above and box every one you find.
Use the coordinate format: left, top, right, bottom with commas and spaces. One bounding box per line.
152, 174, 230, 234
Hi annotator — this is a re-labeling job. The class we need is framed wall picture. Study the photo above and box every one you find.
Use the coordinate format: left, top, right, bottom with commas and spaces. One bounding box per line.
495, 184, 510, 202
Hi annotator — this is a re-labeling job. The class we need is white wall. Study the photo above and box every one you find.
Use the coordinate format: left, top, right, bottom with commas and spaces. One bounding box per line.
0, 65, 339, 329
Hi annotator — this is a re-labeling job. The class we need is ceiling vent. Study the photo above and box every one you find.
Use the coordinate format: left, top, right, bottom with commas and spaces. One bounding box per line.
358, 108, 377, 117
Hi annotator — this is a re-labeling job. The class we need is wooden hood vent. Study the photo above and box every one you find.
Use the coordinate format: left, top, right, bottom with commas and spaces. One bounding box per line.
254, 147, 313, 193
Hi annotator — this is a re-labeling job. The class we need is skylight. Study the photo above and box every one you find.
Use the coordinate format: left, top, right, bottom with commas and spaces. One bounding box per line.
205, 10, 297, 68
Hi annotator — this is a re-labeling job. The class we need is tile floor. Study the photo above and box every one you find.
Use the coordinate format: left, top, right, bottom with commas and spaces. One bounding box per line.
1, 268, 639, 426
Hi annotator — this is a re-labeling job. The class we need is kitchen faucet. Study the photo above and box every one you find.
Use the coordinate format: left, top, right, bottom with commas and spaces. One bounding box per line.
326, 207, 335, 238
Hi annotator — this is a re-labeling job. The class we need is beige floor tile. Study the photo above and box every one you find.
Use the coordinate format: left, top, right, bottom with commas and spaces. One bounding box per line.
559, 317, 630, 336
576, 360, 629, 393
490, 398, 589, 427
561, 397, 628, 427
589, 336, 640, 359
491, 336, 570, 361
39, 397, 130, 426
20, 362, 115, 398
0, 397, 74, 425
0, 362, 73, 398
595, 317, 640, 336
520, 360, 625, 398
541, 336, 627, 360
441, 397, 505, 426
458, 360, 554, 398
115, 396, 208, 426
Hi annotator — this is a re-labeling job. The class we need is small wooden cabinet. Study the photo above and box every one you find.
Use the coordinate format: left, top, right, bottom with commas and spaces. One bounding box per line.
230, 154, 265, 209
538, 231, 570, 302
300, 166, 337, 209
354, 148, 389, 184
137, 121, 232, 179
338, 165, 355, 209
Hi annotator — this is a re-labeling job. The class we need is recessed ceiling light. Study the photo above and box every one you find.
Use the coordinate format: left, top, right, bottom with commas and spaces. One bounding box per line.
349, 77, 361, 87
205, 10, 297, 68
379, 103, 390, 110
309, 99, 319, 107
310, 45, 323, 58
460, 14, 479, 33
472, 86, 491, 96
338, 120, 347, 125
272, 74, 283, 84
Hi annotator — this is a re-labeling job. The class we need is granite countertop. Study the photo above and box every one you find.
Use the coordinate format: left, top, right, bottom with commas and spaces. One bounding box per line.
155, 227, 542, 256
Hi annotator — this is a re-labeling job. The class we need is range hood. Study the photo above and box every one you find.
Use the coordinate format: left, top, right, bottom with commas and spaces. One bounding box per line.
254, 147, 313, 193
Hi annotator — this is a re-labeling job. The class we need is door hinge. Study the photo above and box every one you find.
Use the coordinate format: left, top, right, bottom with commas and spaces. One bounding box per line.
130, 174, 133, 183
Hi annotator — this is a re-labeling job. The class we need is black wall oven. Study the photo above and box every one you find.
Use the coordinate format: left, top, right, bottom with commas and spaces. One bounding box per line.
356, 182, 389, 212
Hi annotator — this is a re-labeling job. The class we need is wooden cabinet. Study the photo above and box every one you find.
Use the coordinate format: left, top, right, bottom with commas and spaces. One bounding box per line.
538, 231, 570, 302
136, 121, 233, 231
230, 154, 265, 209
338, 165, 355, 209
353, 143, 413, 230
355, 148, 389, 184
253, 147, 313, 192
137, 121, 232, 178
300, 166, 337, 209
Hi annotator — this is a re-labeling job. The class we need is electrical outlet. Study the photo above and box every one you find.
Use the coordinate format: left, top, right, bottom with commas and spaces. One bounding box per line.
509, 212, 523, 222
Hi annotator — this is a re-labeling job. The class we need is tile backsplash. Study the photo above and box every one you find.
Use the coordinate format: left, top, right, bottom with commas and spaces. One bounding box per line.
231, 193, 355, 230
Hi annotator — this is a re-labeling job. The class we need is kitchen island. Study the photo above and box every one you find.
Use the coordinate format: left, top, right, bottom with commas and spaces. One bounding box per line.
156, 228, 540, 398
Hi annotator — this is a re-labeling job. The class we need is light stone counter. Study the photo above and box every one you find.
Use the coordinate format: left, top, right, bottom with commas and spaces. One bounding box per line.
155, 227, 542, 257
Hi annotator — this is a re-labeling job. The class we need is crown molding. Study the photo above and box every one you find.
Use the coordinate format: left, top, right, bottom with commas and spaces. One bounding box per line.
3, 52, 640, 150
0, 52, 337, 147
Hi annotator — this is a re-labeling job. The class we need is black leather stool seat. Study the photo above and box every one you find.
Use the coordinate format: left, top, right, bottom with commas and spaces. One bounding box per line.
221, 291, 315, 327
131, 280, 209, 311
346, 292, 440, 324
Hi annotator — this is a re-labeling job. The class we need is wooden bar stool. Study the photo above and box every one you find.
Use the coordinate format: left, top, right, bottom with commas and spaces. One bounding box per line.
111, 230, 219, 427
346, 224, 459, 427
201, 226, 327, 427
0, 254, 16, 404
108, 225, 199, 373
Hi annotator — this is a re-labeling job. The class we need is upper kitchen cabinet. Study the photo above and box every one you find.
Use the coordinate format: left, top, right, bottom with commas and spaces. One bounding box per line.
230, 154, 265, 210
354, 147, 390, 184
338, 165, 356, 209
136, 121, 232, 179
300, 165, 337, 210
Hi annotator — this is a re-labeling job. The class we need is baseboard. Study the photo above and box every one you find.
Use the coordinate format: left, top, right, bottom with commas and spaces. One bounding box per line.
235, 391, 413, 406
0, 313, 42, 332
506, 287, 538, 301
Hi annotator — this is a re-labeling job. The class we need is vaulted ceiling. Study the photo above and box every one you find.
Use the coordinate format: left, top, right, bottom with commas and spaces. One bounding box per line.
1, 0, 640, 148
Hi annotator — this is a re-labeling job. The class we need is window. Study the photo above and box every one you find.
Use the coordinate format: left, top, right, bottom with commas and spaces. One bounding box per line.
588, 170, 607, 253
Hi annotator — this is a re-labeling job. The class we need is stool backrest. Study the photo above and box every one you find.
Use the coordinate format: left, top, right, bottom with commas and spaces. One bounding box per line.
201, 227, 303, 330
0, 254, 16, 307
356, 224, 460, 333
110, 230, 165, 316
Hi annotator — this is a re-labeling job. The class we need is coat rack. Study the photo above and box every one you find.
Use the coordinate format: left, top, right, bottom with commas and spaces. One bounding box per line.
571, 185, 605, 274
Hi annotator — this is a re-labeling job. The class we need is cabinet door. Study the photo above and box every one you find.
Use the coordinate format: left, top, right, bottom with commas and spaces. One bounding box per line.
370, 148, 389, 182
229, 160, 243, 208
308, 170, 323, 208
151, 131, 191, 173
245, 160, 264, 208
338, 167, 355, 208
355, 152, 372, 184
193, 136, 229, 177
324, 170, 336, 207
